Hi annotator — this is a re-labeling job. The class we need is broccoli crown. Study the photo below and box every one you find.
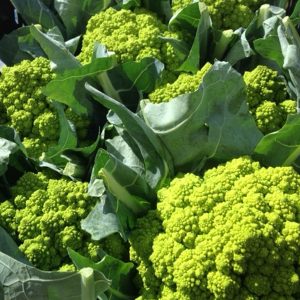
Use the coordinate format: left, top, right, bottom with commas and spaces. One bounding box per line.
0, 171, 120, 270
171, 0, 264, 30
130, 156, 300, 299
0, 57, 90, 159
78, 7, 183, 71
243, 65, 296, 134
148, 62, 212, 103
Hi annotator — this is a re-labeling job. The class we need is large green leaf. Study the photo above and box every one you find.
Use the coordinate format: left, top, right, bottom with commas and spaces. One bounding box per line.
30, 25, 80, 71
43, 56, 116, 115
42, 103, 77, 166
253, 114, 300, 166
0, 227, 30, 265
85, 83, 173, 190
81, 195, 123, 240
0, 126, 30, 175
225, 4, 286, 66
141, 61, 263, 172
0, 27, 40, 65
10, 0, 65, 33
68, 249, 135, 300
54, 0, 112, 38
94, 149, 153, 214
0, 252, 109, 300
177, 2, 212, 72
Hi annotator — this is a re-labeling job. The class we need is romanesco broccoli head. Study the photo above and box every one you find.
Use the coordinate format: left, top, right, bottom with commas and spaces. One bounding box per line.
78, 7, 183, 72
253, 100, 283, 134
130, 156, 300, 299
0, 57, 90, 159
171, 0, 264, 30
0, 172, 98, 270
243, 65, 287, 108
148, 62, 212, 103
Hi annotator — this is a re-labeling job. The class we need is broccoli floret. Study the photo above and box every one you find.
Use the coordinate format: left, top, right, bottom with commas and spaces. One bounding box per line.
254, 100, 283, 133
279, 99, 297, 118
171, 0, 264, 30
78, 7, 183, 73
0, 57, 90, 159
148, 62, 212, 103
130, 156, 300, 299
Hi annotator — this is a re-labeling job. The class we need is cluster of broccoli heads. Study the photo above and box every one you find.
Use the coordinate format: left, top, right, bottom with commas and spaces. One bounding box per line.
0, 171, 128, 270
0, 57, 89, 159
130, 156, 300, 299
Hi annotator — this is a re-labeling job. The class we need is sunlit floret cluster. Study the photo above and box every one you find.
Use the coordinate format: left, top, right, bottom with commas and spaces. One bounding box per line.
0, 57, 90, 158
78, 7, 183, 74
148, 62, 212, 103
243, 65, 296, 133
130, 156, 300, 299
0, 171, 127, 270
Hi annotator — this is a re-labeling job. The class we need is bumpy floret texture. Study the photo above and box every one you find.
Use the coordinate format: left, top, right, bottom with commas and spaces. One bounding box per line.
148, 62, 211, 103
0, 57, 90, 158
171, 0, 264, 30
243, 65, 296, 134
78, 7, 183, 73
130, 157, 300, 299
0, 172, 127, 270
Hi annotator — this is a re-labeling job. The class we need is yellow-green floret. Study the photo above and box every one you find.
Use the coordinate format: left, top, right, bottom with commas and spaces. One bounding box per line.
130, 156, 300, 299
171, 0, 264, 30
78, 7, 183, 72
0, 57, 90, 158
0, 171, 127, 270
148, 62, 211, 103
243, 65, 296, 134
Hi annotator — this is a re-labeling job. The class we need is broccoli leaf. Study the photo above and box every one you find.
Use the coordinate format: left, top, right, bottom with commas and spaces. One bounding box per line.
253, 114, 300, 166
0, 252, 110, 300
10, 0, 65, 34
43, 56, 116, 116
0, 27, 40, 65
85, 83, 173, 190
141, 61, 263, 172
30, 25, 80, 71
53, 0, 112, 39
0, 227, 30, 265
68, 249, 135, 300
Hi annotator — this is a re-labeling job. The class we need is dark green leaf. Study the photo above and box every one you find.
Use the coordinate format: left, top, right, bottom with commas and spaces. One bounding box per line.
0, 27, 38, 65
0, 227, 30, 265
43, 56, 116, 115
43, 103, 77, 164
141, 61, 263, 172
11, 0, 65, 33
169, 1, 200, 30
177, 3, 212, 72
85, 83, 173, 190
95, 149, 153, 213
30, 25, 80, 71
54, 0, 112, 38
253, 114, 300, 166
141, 0, 172, 22
81, 195, 123, 240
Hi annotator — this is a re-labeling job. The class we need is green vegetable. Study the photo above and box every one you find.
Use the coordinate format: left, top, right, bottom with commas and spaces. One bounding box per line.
0, 57, 89, 158
148, 62, 212, 103
78, 7, 183, 74
130, 156, 300, 299
0, 171, 128, 270
243, 65, 297, 133
171, 0, 265, 30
